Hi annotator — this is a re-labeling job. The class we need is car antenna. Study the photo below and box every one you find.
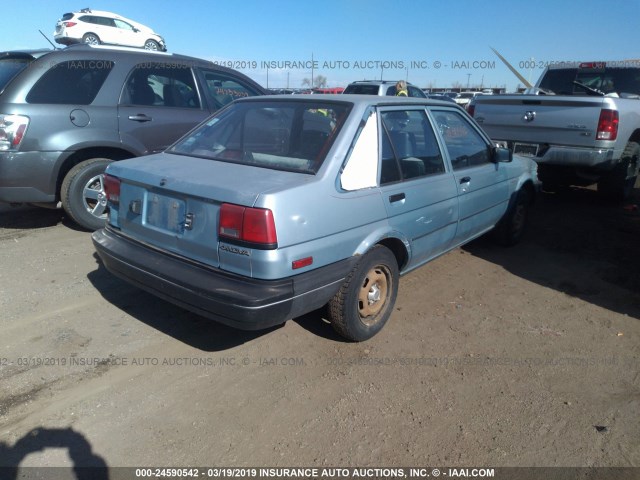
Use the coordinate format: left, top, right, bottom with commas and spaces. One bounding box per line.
39, 30, 58, 49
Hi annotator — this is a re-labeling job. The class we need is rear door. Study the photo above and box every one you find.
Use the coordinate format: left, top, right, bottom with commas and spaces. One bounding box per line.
84, 15, 117, 44
118, 62, 210, 154
377, 107, 459, 267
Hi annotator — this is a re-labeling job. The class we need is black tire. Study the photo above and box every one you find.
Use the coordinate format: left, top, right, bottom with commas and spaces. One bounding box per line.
144, 40, 160, 50
82, 33, 100, 45
494, 188, 531, 246
541, 181, 570, 194
328, 245, 399, 341
60, 158, 113, 231
597, 141, 639, 201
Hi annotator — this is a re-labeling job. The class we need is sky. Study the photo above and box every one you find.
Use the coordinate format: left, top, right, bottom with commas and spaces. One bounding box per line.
4, 0, 640, 92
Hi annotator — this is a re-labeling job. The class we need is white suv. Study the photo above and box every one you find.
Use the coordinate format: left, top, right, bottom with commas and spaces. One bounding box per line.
455, 91, 484, 108
54, 9, 166, 51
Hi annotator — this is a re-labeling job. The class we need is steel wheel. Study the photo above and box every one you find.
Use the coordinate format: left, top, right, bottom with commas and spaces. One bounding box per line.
358, 264, 391, 325
328, 245, 399, 341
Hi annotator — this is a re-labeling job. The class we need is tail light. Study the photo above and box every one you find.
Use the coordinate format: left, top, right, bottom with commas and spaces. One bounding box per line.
579, 62, 606, 69
103, 174, 121, 204
219, 203, 277, 249
596, 109, 618, 140
0, 115, 29, 151
63, 21, 77, 27
467, 104, 475, 117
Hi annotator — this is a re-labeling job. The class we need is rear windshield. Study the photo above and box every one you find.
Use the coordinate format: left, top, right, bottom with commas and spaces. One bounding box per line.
343, 84, 380, 95
169, 100, 351, 174
0, 57, 32, 93
539, 67, 640, 96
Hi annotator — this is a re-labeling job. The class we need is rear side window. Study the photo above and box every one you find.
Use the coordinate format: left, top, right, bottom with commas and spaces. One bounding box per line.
26, 60, 114, 104
0, 57, 32, 92
380, 109, 445, 184
344, 84, 380, 95
408, 86, 426, 97
80, 15, 115, 27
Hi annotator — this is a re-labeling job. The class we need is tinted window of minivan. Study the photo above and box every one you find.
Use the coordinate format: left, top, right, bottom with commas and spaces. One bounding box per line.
0, 57, 31, 91
26, 60, 114, 104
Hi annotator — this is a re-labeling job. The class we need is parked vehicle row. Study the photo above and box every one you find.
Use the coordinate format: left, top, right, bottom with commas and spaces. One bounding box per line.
1, 43, 541, 342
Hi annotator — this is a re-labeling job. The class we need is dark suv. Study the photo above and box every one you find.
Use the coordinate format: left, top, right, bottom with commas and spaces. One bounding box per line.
0, 45, 266, 229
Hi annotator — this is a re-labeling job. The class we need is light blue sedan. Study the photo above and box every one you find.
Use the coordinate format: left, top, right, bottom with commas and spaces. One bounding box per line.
92, 95, 540, 341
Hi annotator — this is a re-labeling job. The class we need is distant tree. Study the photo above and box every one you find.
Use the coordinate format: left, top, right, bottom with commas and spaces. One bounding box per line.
314, 75, 327, 88
302, 76, 328, 88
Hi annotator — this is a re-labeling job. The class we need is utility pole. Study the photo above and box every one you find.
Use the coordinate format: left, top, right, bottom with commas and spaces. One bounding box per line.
466, 73, 471, 89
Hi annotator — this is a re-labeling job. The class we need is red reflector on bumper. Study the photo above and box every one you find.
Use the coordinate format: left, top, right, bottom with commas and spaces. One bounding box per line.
292, 257, 313, 269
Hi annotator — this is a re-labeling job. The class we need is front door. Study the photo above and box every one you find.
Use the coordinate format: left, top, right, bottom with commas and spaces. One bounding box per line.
432, 109, 510, 244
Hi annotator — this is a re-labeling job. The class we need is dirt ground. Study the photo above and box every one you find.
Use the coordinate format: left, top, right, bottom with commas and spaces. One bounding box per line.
0, 184, 639, 472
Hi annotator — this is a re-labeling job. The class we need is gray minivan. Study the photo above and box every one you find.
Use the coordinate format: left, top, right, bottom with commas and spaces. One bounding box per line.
0, 45, 266, 229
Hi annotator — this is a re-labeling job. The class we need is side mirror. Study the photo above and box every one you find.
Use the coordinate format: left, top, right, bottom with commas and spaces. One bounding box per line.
491, 146, 512, 163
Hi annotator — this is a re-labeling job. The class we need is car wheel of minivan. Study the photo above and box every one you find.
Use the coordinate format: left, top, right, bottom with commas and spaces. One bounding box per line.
144, 40, 160, 50
61, 158, 113, 231
328, 245, 399, 341
82, 33, 101, 45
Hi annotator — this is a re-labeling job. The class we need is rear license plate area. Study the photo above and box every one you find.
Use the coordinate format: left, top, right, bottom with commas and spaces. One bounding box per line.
513, 143, 539, 157
145, 192, 185, 233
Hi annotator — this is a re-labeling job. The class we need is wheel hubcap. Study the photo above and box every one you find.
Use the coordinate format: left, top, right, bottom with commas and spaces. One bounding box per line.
82, 173, 108, 219
358, 266, 390, 324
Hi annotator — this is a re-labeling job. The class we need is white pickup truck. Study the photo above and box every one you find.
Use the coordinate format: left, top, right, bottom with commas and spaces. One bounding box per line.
468, 62, 640, 199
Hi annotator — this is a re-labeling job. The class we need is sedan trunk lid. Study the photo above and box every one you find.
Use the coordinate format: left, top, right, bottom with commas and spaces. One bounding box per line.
106, 152, 313, 269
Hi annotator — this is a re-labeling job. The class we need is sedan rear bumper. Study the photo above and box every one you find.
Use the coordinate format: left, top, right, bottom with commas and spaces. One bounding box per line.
92, 227, 356, 330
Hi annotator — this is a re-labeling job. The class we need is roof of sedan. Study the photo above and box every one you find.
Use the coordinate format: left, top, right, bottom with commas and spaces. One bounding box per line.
242, 94, 458, 107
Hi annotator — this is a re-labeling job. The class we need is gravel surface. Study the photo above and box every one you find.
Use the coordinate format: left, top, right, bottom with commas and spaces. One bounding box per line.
0, 186, 639, 471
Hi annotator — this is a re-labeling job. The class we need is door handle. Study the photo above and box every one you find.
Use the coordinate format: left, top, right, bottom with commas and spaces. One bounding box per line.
459, 176, 471, 184
128, 114, 152, 122
389, 193, 405, 203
